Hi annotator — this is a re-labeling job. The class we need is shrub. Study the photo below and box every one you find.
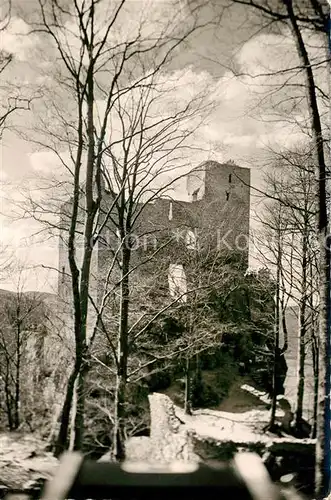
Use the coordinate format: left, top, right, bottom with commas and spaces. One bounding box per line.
192, 379, 220, 408
146, 368, 173, 392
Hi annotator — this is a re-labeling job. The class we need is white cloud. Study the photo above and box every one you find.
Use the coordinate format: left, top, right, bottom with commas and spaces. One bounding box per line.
0, 213, 59, 293
29, 150, 62, 173
1, 16, 37, 61
198, 30, 316, 162
237, 32, 295, 76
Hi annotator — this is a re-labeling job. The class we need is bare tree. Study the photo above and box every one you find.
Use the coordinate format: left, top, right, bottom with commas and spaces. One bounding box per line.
90, 237, 270, 457
88, 205, 232, 457
254, 200, 288, 430
215, 1, 329, 493
255, 147, 318, 436
0, 264, 47, 430
17, 0, 219, 457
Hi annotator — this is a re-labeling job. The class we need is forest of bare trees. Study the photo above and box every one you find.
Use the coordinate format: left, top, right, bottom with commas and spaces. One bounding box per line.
216, 1, 329, 494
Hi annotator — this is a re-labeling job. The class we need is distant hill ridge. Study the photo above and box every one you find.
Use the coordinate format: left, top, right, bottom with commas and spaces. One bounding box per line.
0, 289, 58, 310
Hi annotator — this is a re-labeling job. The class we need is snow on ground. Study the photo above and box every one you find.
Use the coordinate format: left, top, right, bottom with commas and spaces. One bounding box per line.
175, 405, 315, 446
0, 433, 57, 488
241, 384, 290, 408
174, 382, 282, 443
241, 384, 272, 405
0, 383, 316, 488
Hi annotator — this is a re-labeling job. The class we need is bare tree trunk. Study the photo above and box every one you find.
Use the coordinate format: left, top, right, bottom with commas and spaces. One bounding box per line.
55, 129, 83, 456
73, 368, 86, 450
54, 364, 80, 457
308, 255, 319, 439
55, 32, 97, 453
294, 231, 308, 429
113, 374, 127, 461
14, 324, 21, 430
283, 2, 329, 495
311, 332, 319, 439
69, 377, 78, 451
184, 356, 192, 415
269, 227, 281, 429
72, 49, 96, 449
280, 289, 288, 354
4, 366, 14, 431
295, 306, 306, 428
113, 247, 130, 461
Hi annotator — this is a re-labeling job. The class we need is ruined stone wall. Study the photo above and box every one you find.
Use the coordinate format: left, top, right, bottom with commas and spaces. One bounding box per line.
125, 393, 267, 464
126, 393, 196, 463
95, 161, 251, 306
58, 161, 251, 310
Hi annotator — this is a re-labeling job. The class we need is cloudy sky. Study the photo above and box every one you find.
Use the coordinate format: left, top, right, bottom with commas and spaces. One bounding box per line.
0, 0, 326, 292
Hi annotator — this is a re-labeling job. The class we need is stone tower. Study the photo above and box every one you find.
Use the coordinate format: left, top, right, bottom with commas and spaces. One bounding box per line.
186, 160, 250, 259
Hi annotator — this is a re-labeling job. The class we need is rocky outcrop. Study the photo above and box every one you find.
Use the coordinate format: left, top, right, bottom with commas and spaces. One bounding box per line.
22, 320, 73, 437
